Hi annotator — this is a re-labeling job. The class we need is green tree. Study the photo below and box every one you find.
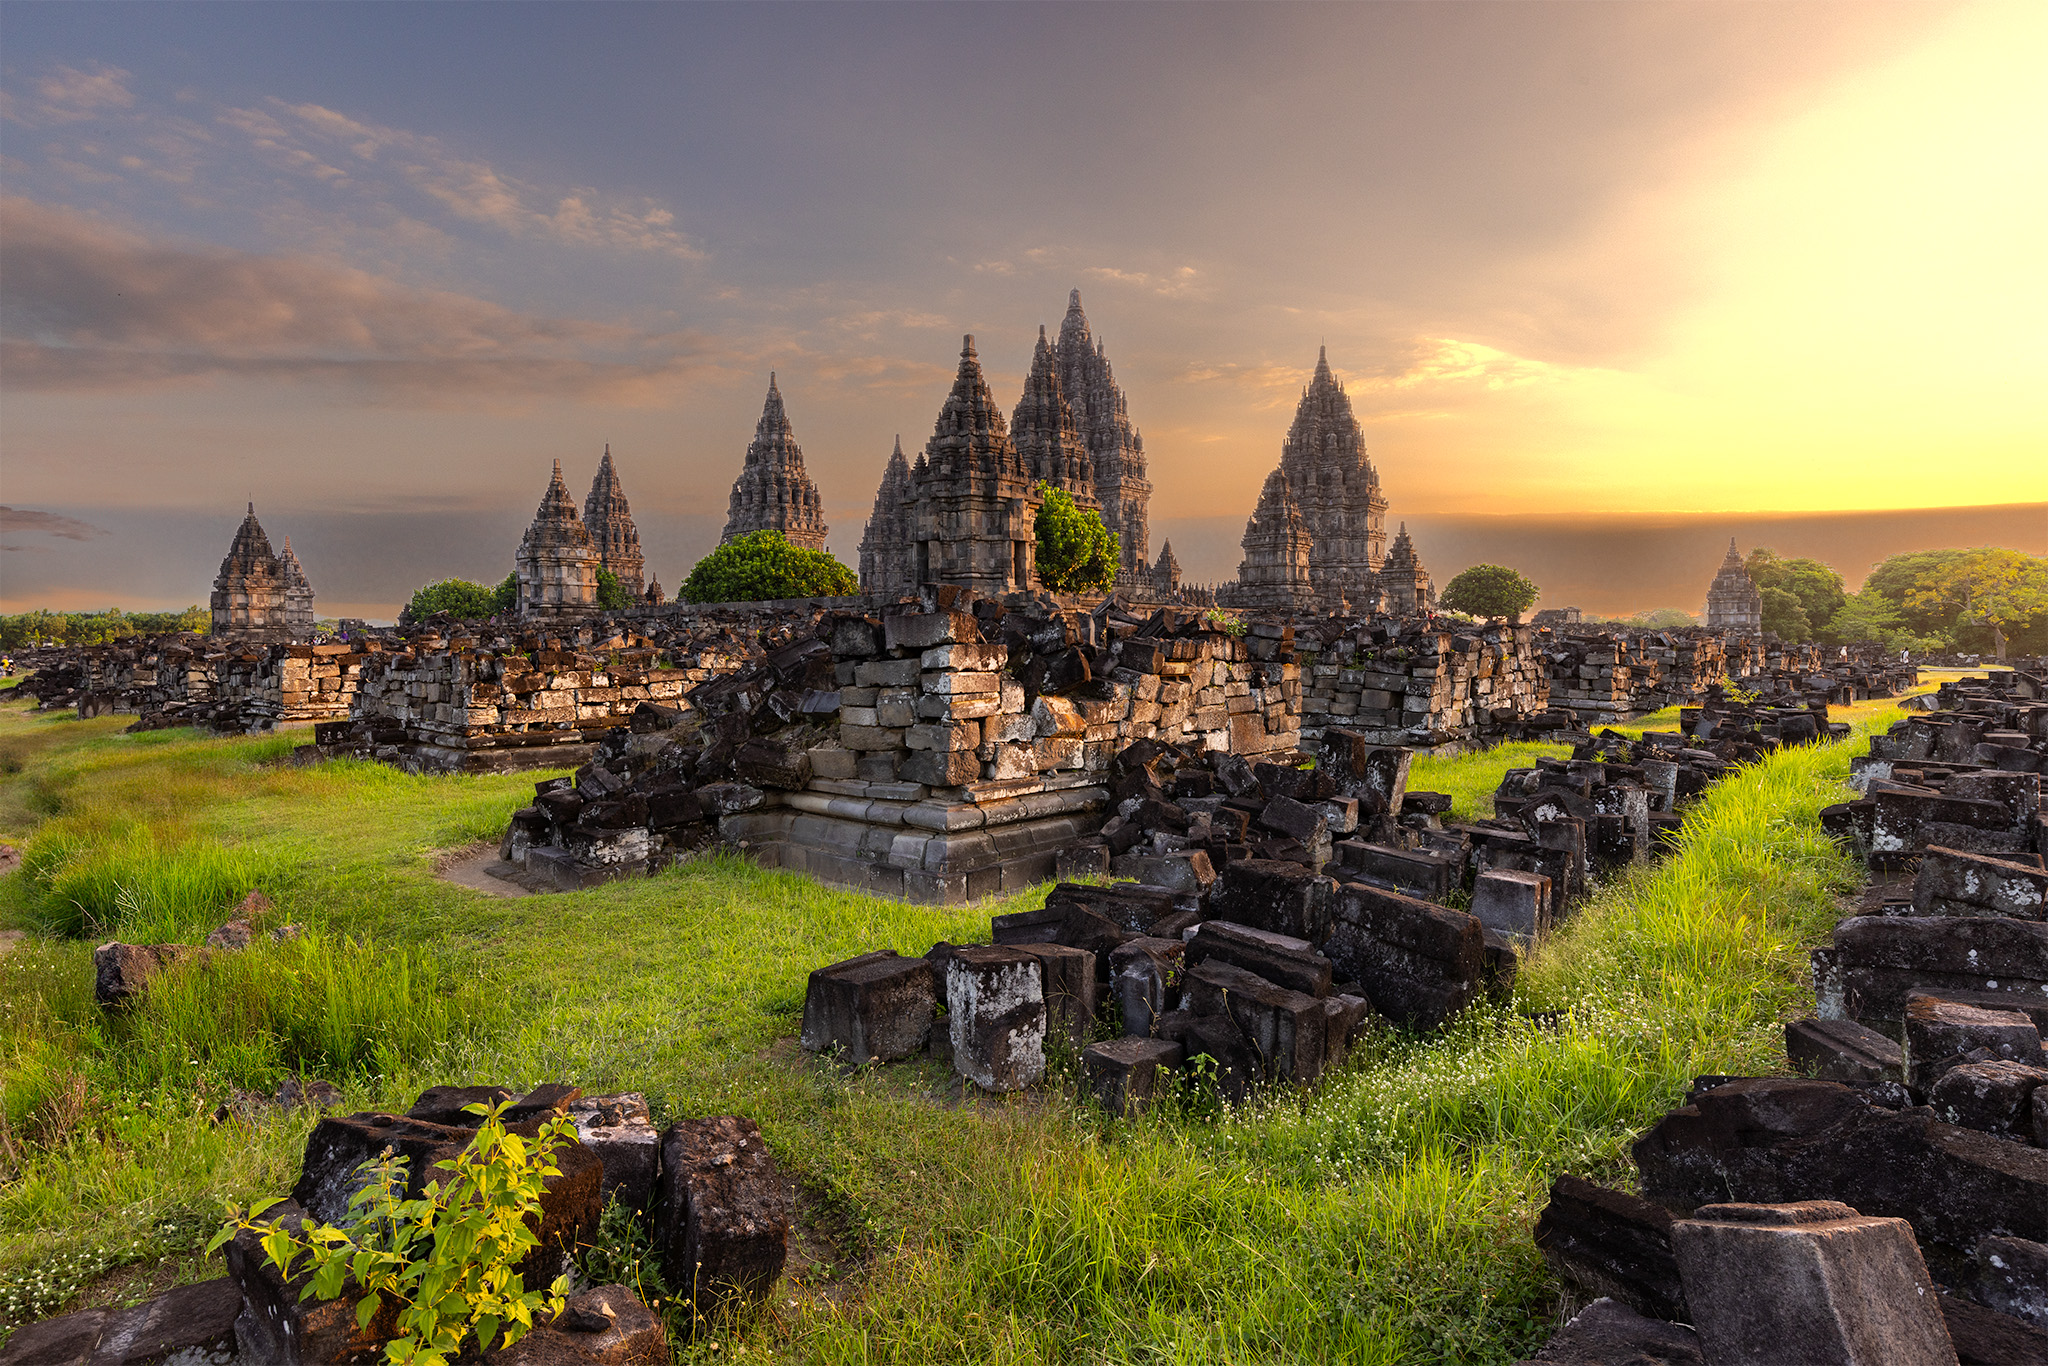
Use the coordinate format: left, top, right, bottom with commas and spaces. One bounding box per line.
1033, 484, 1118, 595
680, 530, 857, 604
1758, 586, 1813, 641
1438, 564, 1540, 622
1744, 549, 1844, 634
595, 568, 630, 611
1862, 546, 2048, 657
400, 579, 503, 626
492, 573, 520, 616
1821, 592, 1907, 646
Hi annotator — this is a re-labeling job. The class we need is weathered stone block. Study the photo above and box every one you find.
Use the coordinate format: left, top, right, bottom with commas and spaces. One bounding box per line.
1083, 1037, 1184, 1117
1207, 859, 1332, 945
1014, 941, 1099, 1049
93, 941, 201, 1007
1180, 959, 1326, 1087
1108, 850, 1215, 897
884, 610, 978, 652
491, 1284, 668, 1364
656, 1116, 792, 1330
1786, 1017, 1905, 1085
1470, 869, 1552, 944
1324, 882, 1484, 1031
1340, 841, 1455, 903
945, 946, 1047, 1092
900, 749, 978, 787
228, 1198, 400, 1365
1669, 1201, 1957, 1366
1913, 846, 2048, 920
1927, 1060, 2048, 1138
1183, 920, 1333, 998
569, 1093, 662, 1214
1975, 1235, 2048, 1331
1533, 1175, 1686, 1322
1515, 1297, 1703, 1366
1110, 936, 1185, 1039
1905, 993, 2043, 1089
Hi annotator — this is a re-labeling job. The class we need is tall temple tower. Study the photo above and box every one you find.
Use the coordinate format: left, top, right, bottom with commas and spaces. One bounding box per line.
1054, 290, 1152, 579
858, 436, 917, 599
1229, 348, 1389, 613
1010, 326, 1098, 507
1704, 538, 1763, 631
904, 336, 1042, 596
515, 460, 600, 618
210, 504, 308, 639
583, 446, 646, 597
722, 374, 829, 551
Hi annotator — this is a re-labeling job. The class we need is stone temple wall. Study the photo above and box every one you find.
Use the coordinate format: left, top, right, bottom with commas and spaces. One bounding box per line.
64, 639, 368, 732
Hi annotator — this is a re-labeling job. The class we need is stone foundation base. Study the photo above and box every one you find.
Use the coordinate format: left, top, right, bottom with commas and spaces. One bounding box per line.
722, 805, 1104, 903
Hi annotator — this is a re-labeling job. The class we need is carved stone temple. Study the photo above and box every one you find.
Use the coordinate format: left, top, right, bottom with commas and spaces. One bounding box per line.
1224, 348, 1394, 614
858, 436, 916, 599
1704, 538, 1763, 632
583, 446, 645, 597
211, 504, 315, 640
1379, 522, 1434, 615
900, 335, 1044, 595
722, 374, 829, 551
1055, 290, 1154, 583
515, 460, 600, 619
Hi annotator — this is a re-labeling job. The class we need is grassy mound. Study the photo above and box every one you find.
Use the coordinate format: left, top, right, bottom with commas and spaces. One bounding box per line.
0, 693, 1908, 1360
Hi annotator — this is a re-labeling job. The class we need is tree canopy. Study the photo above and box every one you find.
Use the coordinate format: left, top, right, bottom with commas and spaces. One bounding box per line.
0, 607, 209, 649
1743, 549, 1844, 642
401, 579, 506, 626
1758, 586, 1813, 643
680, 530, 857, 604
1438, 564, 1540, 622
595, 568, 631, 611
1034, 485, 1118, 595
1853, 546, 2048, 658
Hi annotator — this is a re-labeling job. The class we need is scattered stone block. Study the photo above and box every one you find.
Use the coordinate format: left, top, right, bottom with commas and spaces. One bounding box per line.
1976, 1235, 2048, 1331
1905, 994, 2043, 1090
1532, 1175, 1685, 1321
944, 946, 1047, 1092
12, 1276, 243, 1366
1914, 847, 2048, 920
227, 1198, 399, 1365
1180, 959, 1326, 1087
1109, 850, 1216, 896
491, 1284, 669, 1365
656, 1116, 793, 1332
1928, 1061, 2048, 1139
1319, 993, 1373, 1071
1183, 920, 1333, 998
292, 1111, 475, 1222
1338, 841, 1454, 901
1470, 869, 1552, 945
1109, 936, 1184, 1039
1513, 1296, 1703, 1366
1083, 1037, 1184, 1117
92, 941, 200, 1007
1055, 841, 1111, 881
1787, 1017, 1906, 1084
799, 950, 937, 1063
1014, 941, 1100, 1048
570, 1093, 661, 1213
1207, 859, 1332, 945
1324, 882, 1484, 1031
1670, 1200, 1958, 1366
1937, 1292, 2048, 1366
1813, 916, 2048, 1029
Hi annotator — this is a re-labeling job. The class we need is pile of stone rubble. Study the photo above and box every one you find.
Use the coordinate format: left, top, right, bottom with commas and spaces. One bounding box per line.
2, 1082, 790, 1366
1520, 668, 2048, 1364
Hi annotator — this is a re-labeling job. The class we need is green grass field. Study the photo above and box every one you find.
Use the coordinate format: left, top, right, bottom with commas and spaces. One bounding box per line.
0, 685, 1919, 1361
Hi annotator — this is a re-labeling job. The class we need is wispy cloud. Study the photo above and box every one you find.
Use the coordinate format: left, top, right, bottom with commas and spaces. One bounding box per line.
0, 197, 714, 404
218, 98, 703, 258
1084, 265, 1203, 299
1, 63, 137, 124
0, 506, 110, 545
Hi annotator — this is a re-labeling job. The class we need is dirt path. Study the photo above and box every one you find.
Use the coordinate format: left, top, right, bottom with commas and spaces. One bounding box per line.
435, 841, 535, 898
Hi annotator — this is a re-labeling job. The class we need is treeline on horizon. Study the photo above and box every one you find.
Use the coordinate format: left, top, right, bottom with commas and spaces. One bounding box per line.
5, 545, 2044, 656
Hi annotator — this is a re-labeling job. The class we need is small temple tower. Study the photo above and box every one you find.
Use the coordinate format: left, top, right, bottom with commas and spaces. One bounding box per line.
1380, 523, 1434, 616
723, 374, 829, 551
211, 504, 293, 638
1055, 290, 1152, 581
1704, 538, 1763, 631
858, 436, 917, 599
515, 460, 600, 619
1152, 539, 1182, 598
278, 537, 317, 635
904, 336, 1042, 595
583, 446, 645, 597
1222, 470, 1315, 613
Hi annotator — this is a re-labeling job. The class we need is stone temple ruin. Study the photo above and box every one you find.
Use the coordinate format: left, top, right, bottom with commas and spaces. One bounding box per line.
722, 373, 830, 552
1221, 348, 1426, 616
210, 504, 315, 641
1705, 536, 1764, 632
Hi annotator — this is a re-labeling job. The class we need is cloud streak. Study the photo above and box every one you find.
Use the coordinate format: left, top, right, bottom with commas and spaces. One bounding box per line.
0, 505, 109, 544
0, 197, 714, 402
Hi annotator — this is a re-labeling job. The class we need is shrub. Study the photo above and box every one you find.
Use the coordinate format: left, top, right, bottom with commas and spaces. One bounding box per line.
595, 568, 630, 611
680, 531, 856, 604
211, 1100, 573, 1366
1438, 565, 1539, 622
399, 579, 502, 626
1034, 485, 1118, 594
492, 573, 519, 616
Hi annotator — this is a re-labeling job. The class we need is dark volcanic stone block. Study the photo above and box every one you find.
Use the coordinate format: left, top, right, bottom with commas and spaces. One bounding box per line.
1179, 959, 1326, 1087
1183, 920, 1333, 998
228, 1198, 400, 1365
1914, 846, 2048, 920
1207, 859, 1333, 945
1470, 869, 1553, 944
1928, 1060, 2048, 1138
657, 1116, 792, 1332
491, 1283, 670, 1364
1015, 941, 1100, 1049
1975, 1234, 2048, 1331
1515, 1297, 1702, 1366
1533, 1174, 1686, 1322
92, 941, 201, 1007
1323, 881, 1484, 1031
1939, 1291, 2048, 1366
1785, 1017, 1906, 1084
1338, 841, 1454, 902
1670, 1201, 1955, 1366
1108, 936, 1184, 1040
293, 1112, 475, 1223
1905, 993, 2044, 1089
1083, 1037, 1184, 1117
1814, 915, 2048, 1029
799, 950, 937, 1063
944, 946, 1047, 1092
570, 1092, 662, 1214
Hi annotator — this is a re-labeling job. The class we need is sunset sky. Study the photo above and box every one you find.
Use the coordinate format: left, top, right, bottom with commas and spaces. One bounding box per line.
2, 1, 2043, 617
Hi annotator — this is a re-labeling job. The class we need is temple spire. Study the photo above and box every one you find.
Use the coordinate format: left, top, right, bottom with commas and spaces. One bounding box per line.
723, 373, 827, 550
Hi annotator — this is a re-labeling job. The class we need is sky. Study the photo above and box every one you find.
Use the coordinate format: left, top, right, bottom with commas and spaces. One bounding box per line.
1, 1, 2043, 618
